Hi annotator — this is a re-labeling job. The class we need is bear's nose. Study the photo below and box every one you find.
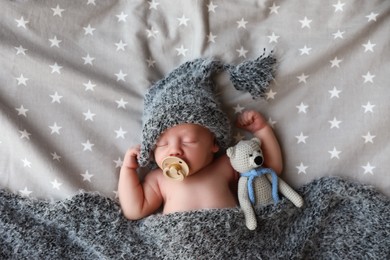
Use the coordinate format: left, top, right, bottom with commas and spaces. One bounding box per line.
254, 156, 263, 166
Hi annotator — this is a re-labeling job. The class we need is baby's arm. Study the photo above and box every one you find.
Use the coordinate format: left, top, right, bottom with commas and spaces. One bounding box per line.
236, 110, 283, 175
118, 146, 163, 220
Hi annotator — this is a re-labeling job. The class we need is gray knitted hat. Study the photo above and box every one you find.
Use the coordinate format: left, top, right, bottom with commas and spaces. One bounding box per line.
138, 53, 276, 167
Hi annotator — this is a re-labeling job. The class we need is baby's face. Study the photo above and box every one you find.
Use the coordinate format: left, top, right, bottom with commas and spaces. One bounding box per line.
154, 124, 219, 176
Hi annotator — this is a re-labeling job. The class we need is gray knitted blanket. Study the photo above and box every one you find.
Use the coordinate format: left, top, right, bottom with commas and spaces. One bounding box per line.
1, 177, 389, 259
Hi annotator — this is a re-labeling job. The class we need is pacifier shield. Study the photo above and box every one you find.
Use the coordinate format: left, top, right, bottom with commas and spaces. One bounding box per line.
161, 156, 190, 181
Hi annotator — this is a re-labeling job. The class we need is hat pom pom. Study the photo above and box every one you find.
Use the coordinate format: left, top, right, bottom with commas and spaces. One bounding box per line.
228, 51, 277, 99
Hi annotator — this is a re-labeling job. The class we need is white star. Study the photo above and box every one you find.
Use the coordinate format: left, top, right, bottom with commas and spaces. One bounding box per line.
51, 152, 61, 161
115, 98, 128, 109
296, 162, 308, 174
87, 0, 96, 6
50, 92, 63, 103
114, 157, 123, 168
115, 127, 127, 139
333, 1, 345, 12
49, 122, 62, 135
328, 117, 342, 129
176, 45, 188, 56
236, 46, 248, 58
207, 32, 217, 43
177, 15, 190, 26
15, 105, 29, 117
115, 70, 127, 81
83, 80, 96, 91
362, 40, 376, 52
362, 162, 375, 175
268, 117, 277, 128
296, 102, 309, 113
362, 71, 375, 83
299, 45, 312, 55
81, 170, 93, 182
52, 5, 65, 17
207, 2, 218, 13
330, 56, 343, 68
146, 27, 159, 38
269, 3, 280, 14
297, 73, 309, 83
146, 57, 156, 67
329, 86, 341, 98
362, 132, 375, 143
265, 89, 277, 100
83, 24, 96, 35
332, 30, 345, 39
328, 146, 341, 159
267, 32, 280, 43
81, 140, 94, 151
19, 187, 33, 197
116, 12, 128, 22
233, 104, 245, 114
295, 132, 308, 144
22, 158, 32, 168
237, 18, 248, 29
15, 45, 27, 55
19, 129, 31, 140
49, 62, 63, 74
362, 102, 375, 113
15, 16, 29, 28
49, 36, 62, 47
51, 179, 63, 190
299, 16, 312, 28
115, 40, 127, 51
15, 74, 29, 86
148, 0, 160, 10
83, 109, 96, 121
233, 132, 245, 143
82, 54, 95, 65
366, 12, 379, 22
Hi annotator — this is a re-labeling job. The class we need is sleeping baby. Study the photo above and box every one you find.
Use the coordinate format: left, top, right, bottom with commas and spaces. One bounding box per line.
118, 56, 281, 220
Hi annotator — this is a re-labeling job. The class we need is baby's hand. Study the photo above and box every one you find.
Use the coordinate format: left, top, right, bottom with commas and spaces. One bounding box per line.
236, 110, 268, 134
123, 145, 141, 170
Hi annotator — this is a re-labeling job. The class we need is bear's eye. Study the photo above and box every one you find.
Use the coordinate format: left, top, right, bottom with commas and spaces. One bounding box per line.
249, 154, 253, 157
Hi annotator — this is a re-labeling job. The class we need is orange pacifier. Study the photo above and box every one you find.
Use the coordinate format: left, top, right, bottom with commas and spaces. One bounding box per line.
161, 156, 190, 181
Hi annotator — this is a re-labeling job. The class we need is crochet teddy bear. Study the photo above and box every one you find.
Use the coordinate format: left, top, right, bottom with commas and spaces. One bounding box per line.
227, 138, 304, 230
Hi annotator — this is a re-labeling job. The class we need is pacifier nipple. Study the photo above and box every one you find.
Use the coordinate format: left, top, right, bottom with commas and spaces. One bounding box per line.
161, 156, 190, 181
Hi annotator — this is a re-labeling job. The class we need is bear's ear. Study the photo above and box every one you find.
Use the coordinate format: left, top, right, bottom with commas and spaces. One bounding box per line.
251, 137, 261, 146
226, 147, 235, 158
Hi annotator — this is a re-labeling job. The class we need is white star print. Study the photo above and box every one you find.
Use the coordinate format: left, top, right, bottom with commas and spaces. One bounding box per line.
49, 62, 63, 74
83, 110, 96, 121
19, 129, 31, 140
49, 122, 62, 135
49, 36, 62, 47
115, 40, 127, 51
267, 32, 280, 43
115, 98, 128, 109
148, 0, 160, 10
329, 86, 341, 98
83, 24, 96, 35
362, 71, 375, 83
268, 118, 277, 128
207, 2, 218, 13
146, 27, 159, 38
295, 132, 308, 144
329, 117, 342, 129
114, 157, 123, 168
146, 57, 156, 67
50, 92, 63, 103
176, 45, 188, 56
16, 74, 29, 86
177, 15, 190, 26
51, 152, 61, 161
52, 5, 65, 16
297, 73, 309, 83
116, 12, 128, 22
207, 32, 217, 43
15, 16, 29, 28
51, 179, 63, 190
299, 16, 312, 28
366, 12, 379, 22
83, 80, 96, 91
19, 187, 33, 197
236, 46, 248, 58
15, 45, 28, 55
233, 132, 245, 143
16, 105, 29, 117
296, 102, 308, 113
266, 89, 277, 100
332, 30, 345, 39
362, 102, 375, 113
269, 3, 280, 14
87, 0, 96, 6
362, 132, 375, 143
237, 18, 248, 29
330, 57, 342, 68
362, 40, 376, 52
115, 127, 127, 139
296, 162, 308, 174
233, 104, 245, 114
333, 1, 345, 12
328, 147, 341, 159
362, 162, 375, 175
81, 170, 93, 182
81, 140, 94, 151
299, 45, 312, 55
115, 70, 127, 81
22, 158, 32, 168
82, 54, 95, 65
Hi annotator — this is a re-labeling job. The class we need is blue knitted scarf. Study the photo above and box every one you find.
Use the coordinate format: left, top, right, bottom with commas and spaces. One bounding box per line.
240, 168, 280, 205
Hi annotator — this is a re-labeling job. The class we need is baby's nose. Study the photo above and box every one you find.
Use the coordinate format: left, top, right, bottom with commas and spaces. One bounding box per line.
169, 144, 183, 156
